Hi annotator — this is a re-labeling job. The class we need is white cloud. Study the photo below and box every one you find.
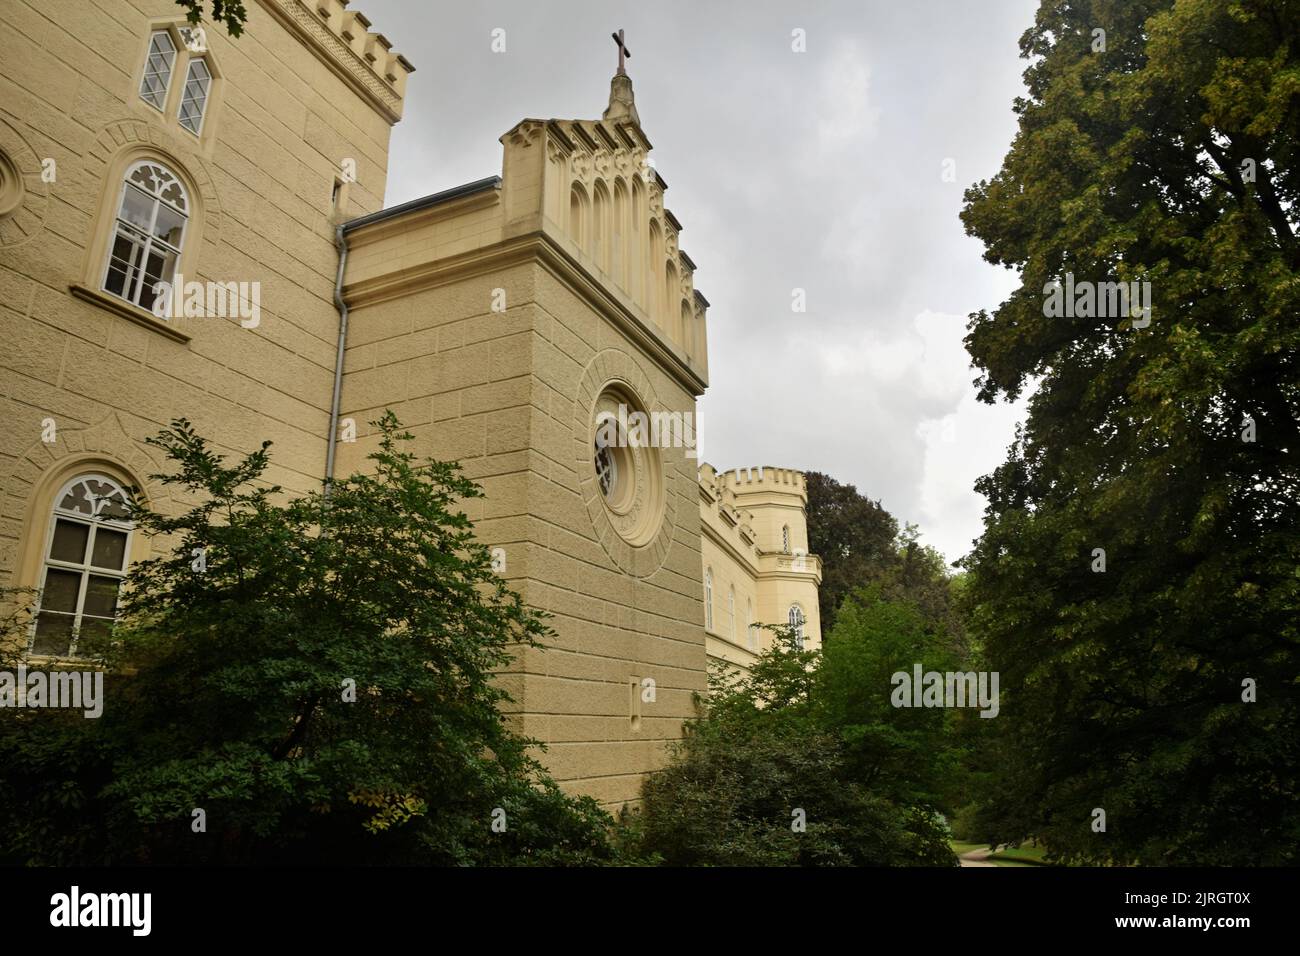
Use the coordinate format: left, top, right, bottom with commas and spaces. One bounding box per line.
916, 388, 1029, 563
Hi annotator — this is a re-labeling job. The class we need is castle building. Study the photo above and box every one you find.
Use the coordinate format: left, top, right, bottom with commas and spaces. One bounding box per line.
698, 465, 823, 671
0, 0, 817, 807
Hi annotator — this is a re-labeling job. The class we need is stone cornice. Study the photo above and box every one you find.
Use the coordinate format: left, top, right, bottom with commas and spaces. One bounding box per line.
569, 122, 598, 152
706, 635, 759, 664
592, 124, 619, 151
613, 123, 639, 150
756, 552, 823, 585
623, 123, 653, 152
342, 229, 708, 397
344, 184, 500, 247
254, 0, 407, 124
545, 119, 575, 153
699, 515, 760, 578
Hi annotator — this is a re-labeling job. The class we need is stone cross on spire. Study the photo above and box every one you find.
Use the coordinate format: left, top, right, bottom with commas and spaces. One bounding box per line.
602, 28, 641, 126
611, 29, 630, 75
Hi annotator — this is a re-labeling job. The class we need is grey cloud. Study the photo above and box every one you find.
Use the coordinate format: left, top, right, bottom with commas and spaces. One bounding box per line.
362, 0, 1039, 561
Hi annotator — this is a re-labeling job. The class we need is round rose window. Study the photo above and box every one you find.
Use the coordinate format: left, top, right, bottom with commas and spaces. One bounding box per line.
590, 385, 664, 548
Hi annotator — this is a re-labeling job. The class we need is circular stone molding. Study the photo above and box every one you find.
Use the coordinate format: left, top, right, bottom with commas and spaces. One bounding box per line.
573, 350, 678, 578
591, 385, 665, 547
0, 117, 50, 247
0, 148, 24, 219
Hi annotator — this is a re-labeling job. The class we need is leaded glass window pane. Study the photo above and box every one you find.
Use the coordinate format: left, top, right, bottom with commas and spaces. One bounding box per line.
178, 58, 211, 134
139, 31, 176, 109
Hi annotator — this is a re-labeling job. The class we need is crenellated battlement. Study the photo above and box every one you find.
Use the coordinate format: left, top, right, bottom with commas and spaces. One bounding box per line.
725, 466, 808, 501
699, 459, 822, 665
261, 0, 415, 123
699, 463, 758, 553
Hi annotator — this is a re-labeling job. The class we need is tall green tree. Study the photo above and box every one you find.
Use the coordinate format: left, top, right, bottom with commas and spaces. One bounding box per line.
806, 473, 965, 645
805, 472, 898, 633
636, 619, 959, 867
817, 588, 967, 813
960, 0, 1300, 864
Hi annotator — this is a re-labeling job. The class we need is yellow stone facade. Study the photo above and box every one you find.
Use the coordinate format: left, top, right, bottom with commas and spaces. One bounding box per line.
698, 465, 823, 672
0, 0, 818, 808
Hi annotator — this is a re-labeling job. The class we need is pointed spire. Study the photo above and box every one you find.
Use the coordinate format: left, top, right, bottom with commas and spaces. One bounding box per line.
603, 72, 641, 126
602, 28, 641, 126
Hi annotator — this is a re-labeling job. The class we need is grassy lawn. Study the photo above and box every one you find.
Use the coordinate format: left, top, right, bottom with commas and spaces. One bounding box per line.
992, 843, 1050, 865
949, 839, 1055, 867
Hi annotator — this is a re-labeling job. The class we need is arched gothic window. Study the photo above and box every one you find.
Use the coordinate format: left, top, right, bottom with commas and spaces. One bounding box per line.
569, 183, 589, 252
788, 605, 806, 651
30, 475, 134, 658
648, 220, 664, 326
593, 181, 610, 273
612, 178, 628, 288
102, 160, 189, 311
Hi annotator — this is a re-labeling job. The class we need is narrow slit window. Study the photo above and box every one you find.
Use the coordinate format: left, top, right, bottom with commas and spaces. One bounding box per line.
729, 586, 736, 642
629, 676, 642, 732
178, 58, 211, 134
139, 31, 176, 110
704, 568, 713, 631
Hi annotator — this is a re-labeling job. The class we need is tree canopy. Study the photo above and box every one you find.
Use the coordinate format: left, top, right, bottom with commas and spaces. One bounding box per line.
636, 609, 962, 867
175, 0, 248, 37
959, 0, 1300, 864
805, 472, 965, 647
0, 415, 620, 865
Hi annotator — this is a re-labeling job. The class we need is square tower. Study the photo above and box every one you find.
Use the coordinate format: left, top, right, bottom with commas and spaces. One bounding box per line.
336, 69, 711, 806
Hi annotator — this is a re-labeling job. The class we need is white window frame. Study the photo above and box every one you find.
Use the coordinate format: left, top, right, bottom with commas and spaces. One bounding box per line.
29, 475, 135, 659
788, 604, 806, 650
177, 56, 212, 135
101, 160, 189, 312
139, 30, 177, 111
704, 568, 713, 631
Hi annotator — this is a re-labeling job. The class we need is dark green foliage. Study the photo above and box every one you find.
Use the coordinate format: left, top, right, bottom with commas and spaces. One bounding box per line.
640, 719, 952, 867
805, 473, 966, 648
960, 0, 1300, 864
804, 472, 899, 633
0, 414, 624, 865
174, 0, 248, 37
636, 624, 959, 867
818, 590, 967, 812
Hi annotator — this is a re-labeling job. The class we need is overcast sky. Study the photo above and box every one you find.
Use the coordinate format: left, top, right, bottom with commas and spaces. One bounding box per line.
359, 0, 1037, 564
